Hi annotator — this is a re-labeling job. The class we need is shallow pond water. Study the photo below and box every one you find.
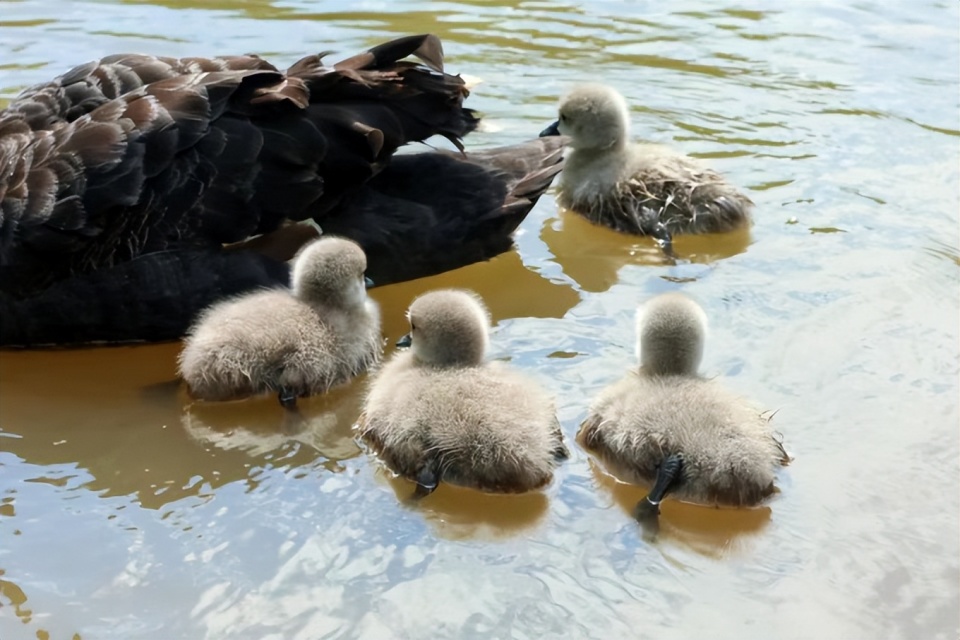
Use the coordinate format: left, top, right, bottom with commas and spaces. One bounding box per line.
1, 1, 958, 638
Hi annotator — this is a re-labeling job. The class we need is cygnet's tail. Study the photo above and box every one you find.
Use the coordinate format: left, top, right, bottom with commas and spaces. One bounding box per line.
322, 136, 566, 285
0, 250, 288, 347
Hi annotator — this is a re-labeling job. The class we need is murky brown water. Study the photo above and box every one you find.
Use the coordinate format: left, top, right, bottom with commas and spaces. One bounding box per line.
2, 1, 958, 638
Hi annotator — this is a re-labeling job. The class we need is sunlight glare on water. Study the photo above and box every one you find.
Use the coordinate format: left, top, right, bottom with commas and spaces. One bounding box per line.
1, 1, 958, 638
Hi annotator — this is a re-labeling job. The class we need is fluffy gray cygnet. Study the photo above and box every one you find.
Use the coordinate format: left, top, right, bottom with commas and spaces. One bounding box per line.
541, 83, 752, 251
358, 289, 568, 497
578, 292, 789, 521
179, 237, 381, 408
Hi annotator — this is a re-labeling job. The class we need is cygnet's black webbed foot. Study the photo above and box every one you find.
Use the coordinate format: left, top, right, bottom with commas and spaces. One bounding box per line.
649, 222, 677, 261
278, 387, 299, 410
633, 453, 684, 522
411, 458, 441, 500
635, 206, 677, 262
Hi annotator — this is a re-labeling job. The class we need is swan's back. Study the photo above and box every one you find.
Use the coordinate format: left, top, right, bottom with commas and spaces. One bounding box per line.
328, 137, 566, 285
0, 35, 476, 299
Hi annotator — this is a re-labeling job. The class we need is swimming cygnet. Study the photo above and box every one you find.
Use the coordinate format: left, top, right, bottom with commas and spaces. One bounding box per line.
540, 83, 752, 250
178, 237, 381, 408
577, 292, 789, 521
357, 289, 568, 497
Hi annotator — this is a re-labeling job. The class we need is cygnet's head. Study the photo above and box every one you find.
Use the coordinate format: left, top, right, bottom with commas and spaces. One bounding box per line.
636, 292, 708, 376
402, 289, 490, 367
291, 237, 371, 308
555, 84, 631, 151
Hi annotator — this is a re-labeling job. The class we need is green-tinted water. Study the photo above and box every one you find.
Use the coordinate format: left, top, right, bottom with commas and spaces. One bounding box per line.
1, 1, 958, 638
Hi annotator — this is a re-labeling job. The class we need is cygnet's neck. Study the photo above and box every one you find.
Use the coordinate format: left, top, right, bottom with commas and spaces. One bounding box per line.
637, 318, 705, 377
300, 280, 376, 329
563, 142, 633, 191
639, 342, 702, 377
413, 343, 485, 369
297, 276, 364, 307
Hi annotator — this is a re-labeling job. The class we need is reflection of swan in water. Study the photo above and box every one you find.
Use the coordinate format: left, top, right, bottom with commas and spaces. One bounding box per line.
540, 209, 752, 293
368, 248, 581, 342
375, 470, 551, 540
181, 382, 367, 465
587, 459, 772, 556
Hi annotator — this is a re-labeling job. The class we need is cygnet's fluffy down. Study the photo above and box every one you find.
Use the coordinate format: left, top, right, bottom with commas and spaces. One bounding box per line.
578, 292, 788, 507
358, 289, 568, 495
544, 83, 752, 237
179, 237, 381, 404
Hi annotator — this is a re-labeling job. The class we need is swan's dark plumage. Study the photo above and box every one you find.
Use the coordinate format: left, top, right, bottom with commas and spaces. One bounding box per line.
0, 250, 289, 347
0, 35, 564, 346
325, 137, 565, 285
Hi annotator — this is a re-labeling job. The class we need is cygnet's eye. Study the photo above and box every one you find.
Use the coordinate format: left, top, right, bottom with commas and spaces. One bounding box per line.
559, 113, 568, 123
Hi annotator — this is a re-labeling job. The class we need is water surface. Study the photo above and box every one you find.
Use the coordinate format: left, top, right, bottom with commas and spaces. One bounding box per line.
1, 1, 958, 638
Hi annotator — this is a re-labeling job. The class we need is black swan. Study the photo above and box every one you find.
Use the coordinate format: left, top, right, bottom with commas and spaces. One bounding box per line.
0, 34, 565, 346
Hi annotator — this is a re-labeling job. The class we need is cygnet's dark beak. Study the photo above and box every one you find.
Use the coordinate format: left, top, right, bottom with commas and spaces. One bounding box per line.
539, 120, 561, 137
396, 333, 412, 348
364, 276, 375, 289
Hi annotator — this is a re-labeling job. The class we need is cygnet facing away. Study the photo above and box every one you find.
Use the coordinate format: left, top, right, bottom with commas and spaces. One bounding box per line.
357, 289, 568, 497
577, 292, 789, 521
540, 83, 752, 251
178, 237, 381, 408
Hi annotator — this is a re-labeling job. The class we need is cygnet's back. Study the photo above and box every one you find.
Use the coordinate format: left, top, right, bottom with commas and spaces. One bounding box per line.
358, 289, 568, 495
545, 83, 752, 237
179, 237, 381, 404
578, 292, 788, 508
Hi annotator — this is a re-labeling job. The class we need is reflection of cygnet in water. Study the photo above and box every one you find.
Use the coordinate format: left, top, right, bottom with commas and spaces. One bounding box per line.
179, 237, 381, 410
541, 208, 751, 294
540, 83, 752, 255
357, 289, 568, 499
369, 248, 582, 342
378, 472, 551, 540
182, 388, 366, 464
587, 458, 772, 553
578, 293, 790, 533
